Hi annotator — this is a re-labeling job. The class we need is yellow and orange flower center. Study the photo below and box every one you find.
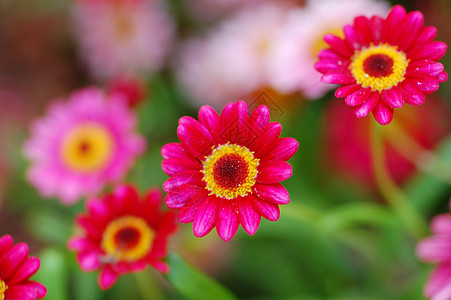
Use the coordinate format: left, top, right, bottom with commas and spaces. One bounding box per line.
101, 216, 155, 262
350, 44, 409, 92
202, 143, 259, 200
312, 26, 344, 58
61, 123, 114, 173
0, 279, 7, 300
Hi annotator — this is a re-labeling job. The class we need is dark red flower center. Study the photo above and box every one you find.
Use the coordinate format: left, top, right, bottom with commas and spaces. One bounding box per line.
363, 54, 394, 78
114, 227, 141, 250
213, 154, 249, 190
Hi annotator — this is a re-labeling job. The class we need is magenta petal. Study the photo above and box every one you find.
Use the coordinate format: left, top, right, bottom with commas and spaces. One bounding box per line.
248, 105, 270, 143
382, 5, 406, 43
381, 87, 403, 108
251, 122, 282, 158
372, 102, 394, 125
178, 116, 214, 160
252, 183, 290, 205
219, 101, 249, 145
345, 88, 370, 106
262, 137, 299, 161
0, 243, 29, 280
369, 16, 384, 44
67, 237, 94, 252
257, 160, 293, 184
343, 25, 361, 50
408, 41, 447, 61
424, 265, 451, 300
408, 60, 444, 77
162, 158, 201, 176
161, 143, 192, 160
28, 281, 47, 298
216, 201, 239, 242
98, 265, 118, 290
178, 201, 202, 223
318, 49, 342, 60
401, 84, 426, 105
415, 26, 437, 46
165, 186, 206, 209
87, 198, 109, 220
193, 196, 217, 237
5, 285, 37, 299
250, 195, 280, 221
150, 260, 169, 273
335, 84, 361, 98
353, 16, 372, 47
352, 92, 379, 118
314, 59, 348, 73
417, 236, 451, 263
407, 74, 440, 94
323, 34, 353, 57
8, 257, 40, 285
395, 11, 424, 51
198, 105, 220, 140
163, 171, 202, 193
321, 72, 355, 85
77, 251, 101, 271
437, 71, 448, 83
0, 234, 14, 252
431, 214, 451, 235
237, 197, 261, 236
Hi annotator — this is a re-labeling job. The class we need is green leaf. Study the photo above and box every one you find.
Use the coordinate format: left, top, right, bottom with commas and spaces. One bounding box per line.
166, 252, 239, 300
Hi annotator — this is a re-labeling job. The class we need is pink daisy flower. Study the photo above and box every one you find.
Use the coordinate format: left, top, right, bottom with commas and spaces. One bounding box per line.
24, 87, 146, 204
0, 234, 47, 300
315, 4, 448, 125
72, 0, 174, 80
68, 184, 177, 290
269, 0, 389, 99
161, 101, 299, 242
417, 199, 451, 300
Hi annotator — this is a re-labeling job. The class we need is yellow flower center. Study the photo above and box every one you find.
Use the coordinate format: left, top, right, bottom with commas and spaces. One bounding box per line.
312, 26, 344, 58
61, 123, 114, 173
101, 216, 155, 262
350, 44, 409, 92
202, 143, 259, 200
0, 279, 7, 300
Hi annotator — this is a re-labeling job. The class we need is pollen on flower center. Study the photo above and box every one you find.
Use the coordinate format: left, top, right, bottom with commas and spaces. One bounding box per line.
0, 279, 7, 300
101, 216, 154, 262
351, 44, 409, 92
202, 143, 259, 200
61, 123, 114, 173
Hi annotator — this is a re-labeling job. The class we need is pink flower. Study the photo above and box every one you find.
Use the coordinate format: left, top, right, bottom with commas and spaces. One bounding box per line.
72, 0, 174, 80
0, 234, 47, 300
315, 5, 448, 125
107, 75, 146, 108
417, 200, 451, 300
161, 101, 299, 242
269, 0, 389, 99
24, 87, 146, 204
68, 184, 177, 290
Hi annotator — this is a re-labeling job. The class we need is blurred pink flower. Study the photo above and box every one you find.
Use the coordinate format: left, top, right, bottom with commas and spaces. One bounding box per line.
68, 185, 177, 290
269, 0, 389, 99
24, 87, 146, 204
0, 234, 47, 300
107, 75, 146, 108
315, 5, 448, 124
417, 199, 451, 300
161, 101, 299, 241
72, 0, 174, 80
175, 4, 291, 109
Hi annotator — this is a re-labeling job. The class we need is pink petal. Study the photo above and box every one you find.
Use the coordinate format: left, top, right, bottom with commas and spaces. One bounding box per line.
372, 101, 394, 125
0, 234, 14, 252
161, 158, 202, 176
150, 260, 169, 273
67, 237, 94, 252
407, 74, 439, 94
408, 41, 447, 61
28, 281, 47, 299
252, 183, 290, 205
321, 72, 355, 85
250, 195, 280, 221
369, 16, 384, 44
381, 5, 406, 43
262, 137, 299, 162
98, 265, 118, 290
417, 235, 451, 263
401, 84, 426, 105
431, 214, 451, 235
381, 87, 404, 108
318, 49, 343, 60
335, 84, 361, 98
314, 59, 348, 74
216, 201, 239, 242
5, 285, 37, 299
8, 257, 40, 285
178, 116, 214, 160
343, 25, 361, 50
353, 16, 372, 47
87, 198, 109, 220
408, 60, 445, 77
352, 92, 379, 118
198, 105, 220, 141
0, 242, 29, 280
437, 71, 448, 83
251, 122, 282, 158
345, 88, 370, 106
193, 196, 218, 237
77, 251, 101, 271
165, 185, 207, 209
425, 265, 451, 300
257, 160, 293, 184
162, 171, 203, 193
395, 11, 424, 51
112, 184, 139, 212
248, 105, 270, 137
237, 197, 261, 236
219, 101, 249, 145
161, 143, 192, 160
415, 26, 437, 46
323, 34, 353, 57
177, 199, 203, 223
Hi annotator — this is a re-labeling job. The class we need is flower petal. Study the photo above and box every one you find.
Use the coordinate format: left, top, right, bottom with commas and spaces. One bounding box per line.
395, 11, 424, 51
178, 116, 214, 160
381, 87, 404, 108
381, 5, 406, 44
161, 143, 192, 160
424, 265, 451, 300
345, 88, 370, 107
8, 257, 40, 285
257, 160, 293, 184
0, 242, 29, 280
216, 201, 239, 242
161, 158, 202, 176
343, 25, 361, 50
237, 197, 261, 236
163, 171, 203, 193
352, 92, 379, 118
251, 122, 282, 158
77, 251, 101, 271
193, 196, 218, 237
431, 214, 451, 235
408, 41, 447, 61
0, 234, 14, 252
28, 281, 47, 299
335, 84, 361, 98
372, 101, 394, 125
401, 84, 426, 105
262, 137, 299, 161
165, 185, 207, 209
98, 265, 118, 290
219, 101, 249, 145
198, 105, 220, 141
250, 195, 280, 221
252, 183, 290, 205
353, 16, 372, 47
321, 72, 355, 85
417, 235, 451, 263
323, 34, 353, 57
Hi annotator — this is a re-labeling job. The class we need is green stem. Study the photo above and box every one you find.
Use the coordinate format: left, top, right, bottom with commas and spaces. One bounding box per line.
371, 119, 428, 239
134, 269, 166, 300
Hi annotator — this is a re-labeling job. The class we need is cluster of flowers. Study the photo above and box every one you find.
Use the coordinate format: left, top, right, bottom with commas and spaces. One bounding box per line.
5, 1, 448, 299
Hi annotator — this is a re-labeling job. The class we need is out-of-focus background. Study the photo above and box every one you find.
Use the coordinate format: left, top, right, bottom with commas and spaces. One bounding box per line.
0, 0, 450, 299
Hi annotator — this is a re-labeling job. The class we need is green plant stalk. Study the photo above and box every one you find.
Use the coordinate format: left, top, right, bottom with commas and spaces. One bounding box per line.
134, 269, 166, 300
371, 119, 428, 239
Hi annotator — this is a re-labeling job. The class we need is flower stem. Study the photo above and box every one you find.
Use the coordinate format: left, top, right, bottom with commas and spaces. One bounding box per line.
371, 119, 428, 239
134, 269, 166, 300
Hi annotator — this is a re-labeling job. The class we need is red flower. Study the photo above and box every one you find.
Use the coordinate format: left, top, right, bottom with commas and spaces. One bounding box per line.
315, 5, 447, 125
0, 235, 47, 300
161, 101, 299, 242
68, 185, 177, 290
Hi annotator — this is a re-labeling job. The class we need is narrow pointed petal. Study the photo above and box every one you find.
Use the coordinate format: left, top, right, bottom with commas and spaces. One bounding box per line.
250, 195, 280, 221
162, 171, 203, 193
437, 71, 448, 83
0, 243, 29, 280
415, 26, 437, 46
321, 72, 355, 85
161, 143, 191, 160
408, 41, 447, 61
431, 214, 451, 235
219, 101, 249, 145
396, 11, 424, 51
251, 122, 282, 158
369, 16, 384, 44
161, 158, 202, 176
193, 196, 218, 237
178, 116, 214, 160
345, 88, 370, 106
28, 281, 47, 298
257, 160, 293, 184
382, 5, 406, 43
372, 102, 394, 125
335, 84, 361, 98
343, 25, 361, 50
8, 257, 40, 285
0, 234, 14, 251
77, 251, 101, 271
408, 60, 444, 77
216, 201, 239, 242
262, 137, 299, 161
198, 105, 220, 140
237, 197, 261, 236
353, 92, 379, 118
323, 34, 353, 57
252, 183, 290, 205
